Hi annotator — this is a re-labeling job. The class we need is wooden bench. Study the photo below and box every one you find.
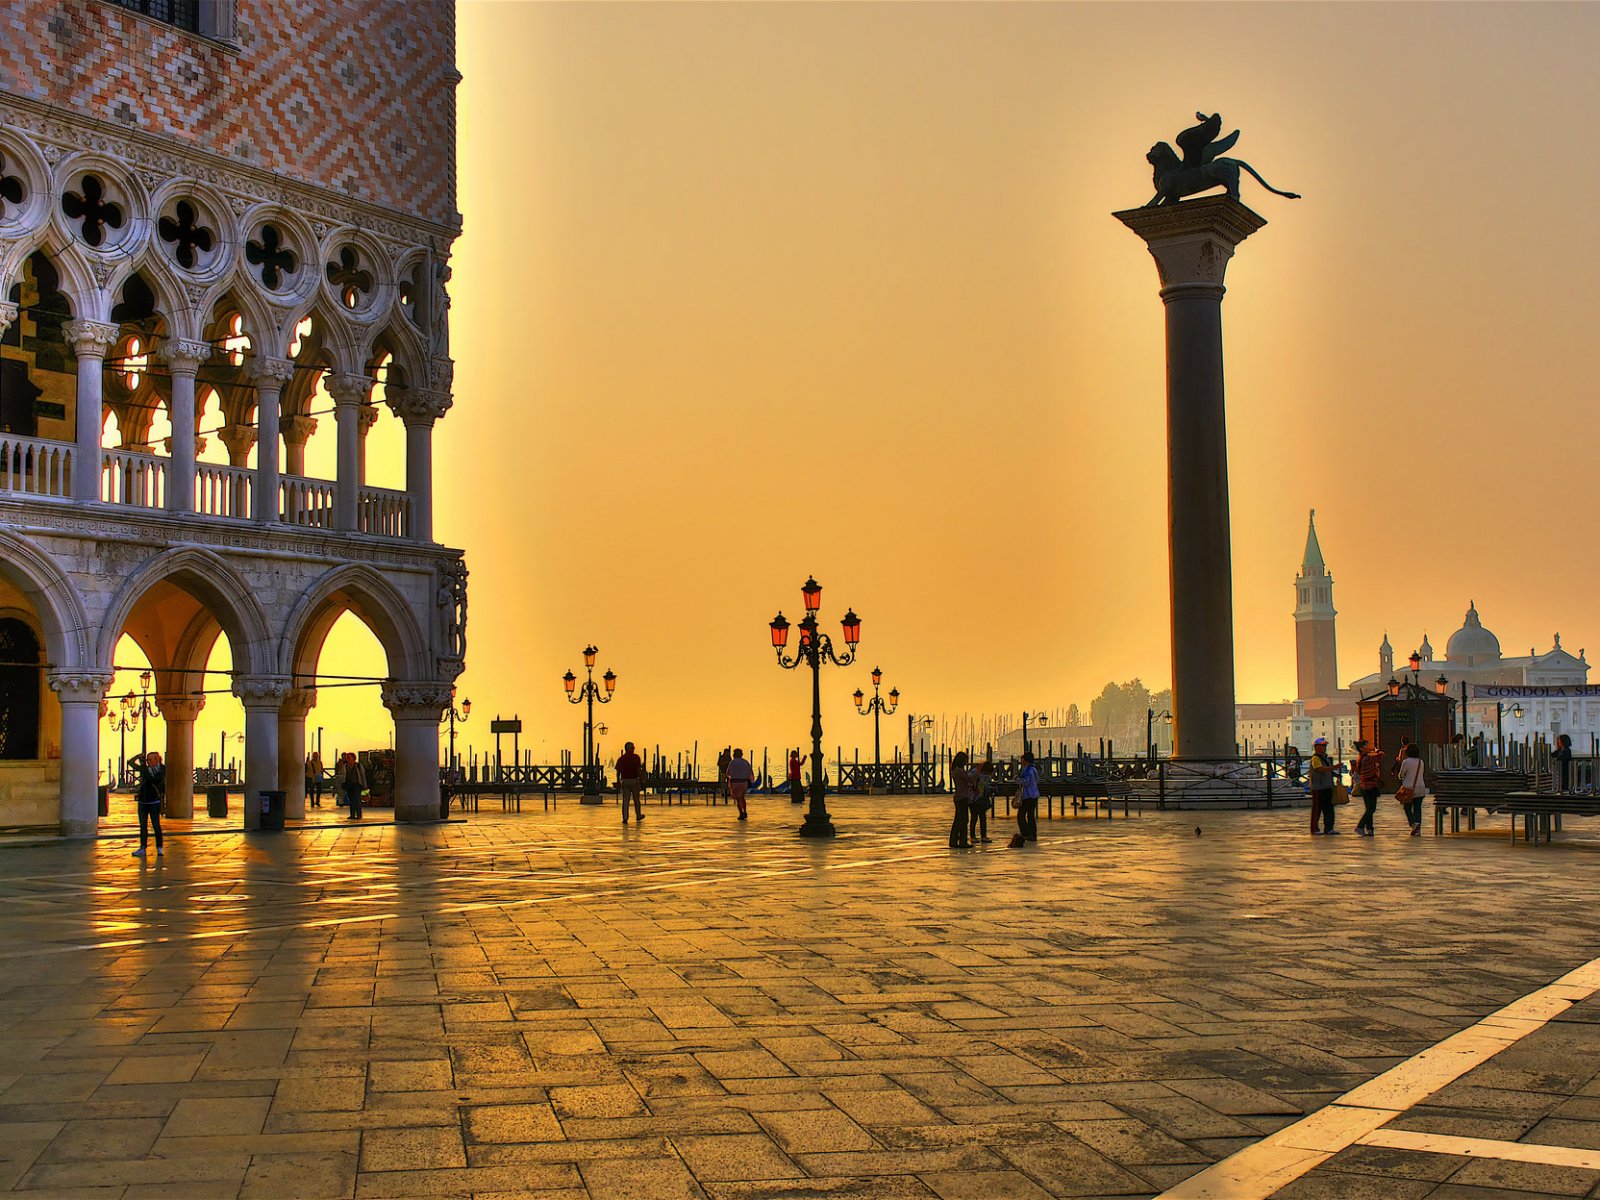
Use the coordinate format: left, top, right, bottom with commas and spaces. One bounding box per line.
1432, 798, 1493, 834
1492, 793, 1600, 843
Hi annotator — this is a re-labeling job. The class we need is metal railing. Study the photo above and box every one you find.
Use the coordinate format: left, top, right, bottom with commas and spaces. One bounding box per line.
837, 762, 940, 793
194, 462, 252, 519
0, 434, 72, 499
101, 448, 166, 509
358, 485, 411, 537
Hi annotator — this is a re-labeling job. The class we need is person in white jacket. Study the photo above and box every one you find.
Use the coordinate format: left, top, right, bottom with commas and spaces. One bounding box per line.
1396, 742, 1428, 837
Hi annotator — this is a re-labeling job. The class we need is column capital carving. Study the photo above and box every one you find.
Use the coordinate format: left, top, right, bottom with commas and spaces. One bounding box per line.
0, 301, 17, 335
246, 355, 297, 387
1114, 196, 1266, 299
281, 415, 319, 445
326, 373, 372, 408
381, 681, 454, 721
156, 695, 206, 723
48, 671, 114, 702
62, 319, 119, 358
216, 424, 258, 464
279, 688, 317, 720
232, 675, 292, 707
356, 403, 381, 434
390, 387, 453, 427
156, 339, 213, 374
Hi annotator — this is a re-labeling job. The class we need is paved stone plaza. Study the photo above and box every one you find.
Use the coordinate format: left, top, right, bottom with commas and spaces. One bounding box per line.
3, 795, 1600, 1199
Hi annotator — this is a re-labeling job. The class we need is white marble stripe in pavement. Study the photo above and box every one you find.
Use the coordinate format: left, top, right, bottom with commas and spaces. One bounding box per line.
1158, 955, 1600, 1199
1359, 1127, 1600, 1170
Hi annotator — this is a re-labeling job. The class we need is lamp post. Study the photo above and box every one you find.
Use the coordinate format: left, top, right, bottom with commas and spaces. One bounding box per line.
563, 645, 615, 802
108, 691, 141, 786
770, 576, 861, 838
852, 668, 898, 791
1021, 710, 1046, 757
125, 669, 155, 762
1147, 708, 1172, 761
1496, 701, 1525, 756
440, 687, 471, 773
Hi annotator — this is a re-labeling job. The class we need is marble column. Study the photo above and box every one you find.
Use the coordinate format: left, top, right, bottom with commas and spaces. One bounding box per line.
382, 682, 450, 823
216, 424, 256, 520
281, 415, 317, 478
157, 339, 211, 514
49, 672, 112, 838
327, 375, 369, 532
248, 356, 296, 524
356, 403, 379, 486
392, 388, 451, 544
62, 320, 118, 504
233, 677, 288, 831
1115, 196, 1266, 759
278, 689, 316, 819
156, 696, 204, 819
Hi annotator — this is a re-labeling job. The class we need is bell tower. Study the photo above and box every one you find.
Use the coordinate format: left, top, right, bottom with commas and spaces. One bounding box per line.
1294, 510, 1339, 700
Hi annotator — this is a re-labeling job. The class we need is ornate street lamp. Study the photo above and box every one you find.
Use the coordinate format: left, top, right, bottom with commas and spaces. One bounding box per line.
1146, 708, 1172, 760
440, 686, 471, 773
1435, 674, 1449, 696
853, 667, 899, 789
770, 576, 860, 838
563, 644, 615, 801
121, 669, 155, 762
108, 691, 139, 787
1387, 677, 1401, 698
1021, 709, 1047, 756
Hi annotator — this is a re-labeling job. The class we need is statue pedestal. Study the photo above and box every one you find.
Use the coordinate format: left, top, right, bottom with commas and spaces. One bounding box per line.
1114, 197, 1266, 759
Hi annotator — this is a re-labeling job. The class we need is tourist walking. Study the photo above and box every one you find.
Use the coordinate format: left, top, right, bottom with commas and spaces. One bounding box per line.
1554, 733, 1574, 793
342, 752, 366, 820
1396, 742, 1426, 835
970, 761, 993, 844
1011, 751, 1040, 847
617, 741, 645, 823
129, 750, 165, 857
788, 750, 805, 804
1308, 737, 1337, 834
726, 748, 754, 820
308, 749, 323, 807
949, 751, 977, 848
1353, 739, 1383, 836
717, 747, 732, 801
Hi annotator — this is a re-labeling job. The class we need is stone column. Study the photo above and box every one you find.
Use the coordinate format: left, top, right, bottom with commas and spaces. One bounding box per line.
233, 677, 288, 831
278, 689, 316, 819
356, 404, 380, 485
382, 682, 451, 823
215, 424, 256, 519
248, 356, 295, 524
156, 339, 210, 514
327, 374, 369, 532
63, 320, 118, 504
49, 672, 112, 838
156, 696, 204, 819
392, 388, 451, 544
281, 415, 317, 478
1115, 196, 1266, 758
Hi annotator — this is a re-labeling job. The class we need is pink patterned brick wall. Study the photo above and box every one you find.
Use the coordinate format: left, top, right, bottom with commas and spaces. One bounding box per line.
0, 0, 458, 230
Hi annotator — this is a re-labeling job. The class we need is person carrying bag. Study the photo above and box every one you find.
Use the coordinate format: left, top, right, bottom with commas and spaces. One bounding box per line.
1396, 742, 1427, 837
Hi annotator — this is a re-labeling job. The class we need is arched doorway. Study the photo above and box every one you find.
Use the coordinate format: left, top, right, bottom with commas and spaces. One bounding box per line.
0, 618, 41, 760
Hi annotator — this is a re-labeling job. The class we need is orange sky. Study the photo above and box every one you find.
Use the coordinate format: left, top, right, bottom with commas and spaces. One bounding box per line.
133, 1, 1600, 770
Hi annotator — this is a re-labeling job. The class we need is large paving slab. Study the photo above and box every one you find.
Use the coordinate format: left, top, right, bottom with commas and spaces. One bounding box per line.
2, 793, 1599, 1198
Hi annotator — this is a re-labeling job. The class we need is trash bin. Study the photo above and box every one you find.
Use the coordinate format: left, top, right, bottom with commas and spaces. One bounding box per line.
258, 789, 286, 831
97, 784, 109, 818
206, 785, 228, 818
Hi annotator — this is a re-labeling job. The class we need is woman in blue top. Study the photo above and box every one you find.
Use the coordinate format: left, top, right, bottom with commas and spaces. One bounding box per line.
1012, 751, 1040, 847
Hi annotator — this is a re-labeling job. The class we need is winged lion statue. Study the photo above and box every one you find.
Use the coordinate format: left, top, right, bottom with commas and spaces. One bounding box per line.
1145, 113, 1301, 207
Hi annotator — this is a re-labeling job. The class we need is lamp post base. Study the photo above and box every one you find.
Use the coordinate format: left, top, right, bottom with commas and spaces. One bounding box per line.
579, 793, 604, 806
798, 813, 837, 838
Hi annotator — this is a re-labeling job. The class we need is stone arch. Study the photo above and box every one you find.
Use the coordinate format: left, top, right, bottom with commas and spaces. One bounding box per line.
279, 564, 430, 685
362, 318, 426, 396
105, 252, 195, 342
96, 547, 273, 678
3, 240, 85, 323
0, 530, 92, 672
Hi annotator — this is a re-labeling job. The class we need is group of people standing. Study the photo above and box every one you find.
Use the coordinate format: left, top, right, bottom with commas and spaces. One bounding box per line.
949, 751, 1039, 849
1309, 736, 1428, 837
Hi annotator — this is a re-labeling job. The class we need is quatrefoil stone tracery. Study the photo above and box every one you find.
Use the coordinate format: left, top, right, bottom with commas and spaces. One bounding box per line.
61, 173, 124, 247
157, 200, 215, 270
326, 246, 374, 308
245, 223, 298, 289
0, 153, 25, 216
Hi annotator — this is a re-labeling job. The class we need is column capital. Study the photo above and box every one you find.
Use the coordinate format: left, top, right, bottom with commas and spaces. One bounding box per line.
156, 695, 206, 723
381, 680, 453, 721
0, 301, 17, 335
232, 675, 292, 707
62, 319, 119, 358
390, 387, 453, 427
279, 688, 317, 720
1114, 196, 1266, 298
216, 423, 257, 464
156, 338, 213, 374
356, 403, 381, 434
246, 355, 297, 387
281, 415, 318, 445
326, 373, 372, 408
48, 671, 113, 702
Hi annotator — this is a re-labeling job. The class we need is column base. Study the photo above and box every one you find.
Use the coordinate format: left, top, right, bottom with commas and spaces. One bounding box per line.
394, 803, 442, 824
59, 817, 97, 838
579, 795, 605, 806
798, 814, 837, 838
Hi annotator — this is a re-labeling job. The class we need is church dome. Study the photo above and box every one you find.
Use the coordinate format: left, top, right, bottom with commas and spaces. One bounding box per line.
1446, 601, 1501, 665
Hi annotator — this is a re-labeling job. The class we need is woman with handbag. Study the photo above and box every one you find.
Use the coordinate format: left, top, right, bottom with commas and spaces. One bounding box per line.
1396, 742, 1427, 836
949, 752, 977, 848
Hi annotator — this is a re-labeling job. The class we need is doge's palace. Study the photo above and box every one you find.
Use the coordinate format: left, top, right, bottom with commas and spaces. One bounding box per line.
0, 0, 466, 832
